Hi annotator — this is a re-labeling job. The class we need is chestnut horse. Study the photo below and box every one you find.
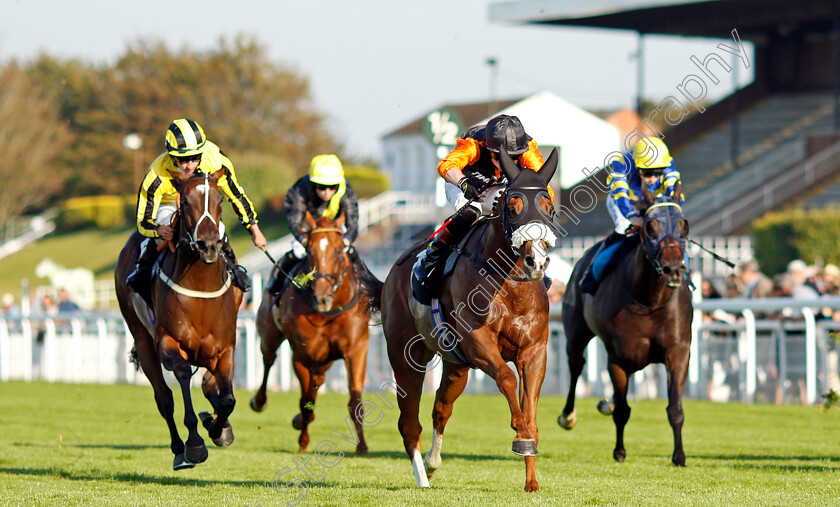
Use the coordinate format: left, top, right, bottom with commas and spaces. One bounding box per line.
115, 171, 242, 470
558, 186, 692, 466
249, 213, 377, 455
368, 149, 558, 492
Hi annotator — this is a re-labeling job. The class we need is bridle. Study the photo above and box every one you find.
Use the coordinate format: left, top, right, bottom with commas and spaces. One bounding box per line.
176, 172, 220, 253
299, 226, 358, 316
641, 202, 687, 278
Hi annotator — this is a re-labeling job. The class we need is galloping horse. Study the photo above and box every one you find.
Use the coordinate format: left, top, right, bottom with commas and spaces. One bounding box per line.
368, 149, 558, 492
250, 213, 376, 455
558, 185, 692, 466
115, 171, 242, 470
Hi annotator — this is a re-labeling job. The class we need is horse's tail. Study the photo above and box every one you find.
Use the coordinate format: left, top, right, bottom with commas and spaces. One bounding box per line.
358, 267, 384, 320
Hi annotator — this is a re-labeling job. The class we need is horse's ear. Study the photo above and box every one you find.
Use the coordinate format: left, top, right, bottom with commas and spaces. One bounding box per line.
498, 149, 521, 182
335, 212, 346, 229
538, 148, 558, 187
209, 170, 223, 185
170, 171, 192, 191
673, 181, 682, 205
304, 211, 317, 230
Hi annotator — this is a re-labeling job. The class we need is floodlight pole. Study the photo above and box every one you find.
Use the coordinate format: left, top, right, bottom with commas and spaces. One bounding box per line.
834, 16, 840, 132
636, 32, 644, 117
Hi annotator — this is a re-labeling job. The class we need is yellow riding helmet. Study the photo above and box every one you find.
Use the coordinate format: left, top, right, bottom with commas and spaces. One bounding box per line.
165, 118, 207, 157
309, 154, 345, 186
632, 136, 673, 169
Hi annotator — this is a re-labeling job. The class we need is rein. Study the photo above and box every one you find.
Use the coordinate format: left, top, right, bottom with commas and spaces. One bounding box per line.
158, 172, 231, 299
294, 225, 360, 318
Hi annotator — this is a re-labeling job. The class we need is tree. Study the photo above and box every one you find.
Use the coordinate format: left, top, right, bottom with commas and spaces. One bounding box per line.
0, 63, 70, 226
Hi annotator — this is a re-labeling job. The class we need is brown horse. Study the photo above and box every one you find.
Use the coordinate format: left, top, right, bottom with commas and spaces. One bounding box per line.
249, 212, 376, 455
367, 149, 558, 492
115, 171, 242, 470
558, 186, 692, 466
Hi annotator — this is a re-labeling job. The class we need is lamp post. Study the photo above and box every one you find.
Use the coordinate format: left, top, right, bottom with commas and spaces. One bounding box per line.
122, 133, 143, 185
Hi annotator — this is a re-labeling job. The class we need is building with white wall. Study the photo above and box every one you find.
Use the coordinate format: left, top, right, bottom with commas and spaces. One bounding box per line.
381, 91, 623, 200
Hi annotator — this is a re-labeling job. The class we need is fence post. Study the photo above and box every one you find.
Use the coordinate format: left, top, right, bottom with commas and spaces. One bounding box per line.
741, 309, 756, 403
22, 319, 33, 381
97, 318, 108, 383
690, 272, 703, 398
801, 307, 817, 404
0, 319, 8, 381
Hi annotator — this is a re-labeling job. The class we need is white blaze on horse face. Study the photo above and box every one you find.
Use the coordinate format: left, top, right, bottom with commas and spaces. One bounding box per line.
319, 237, 329, 253
511, 221, 555, 271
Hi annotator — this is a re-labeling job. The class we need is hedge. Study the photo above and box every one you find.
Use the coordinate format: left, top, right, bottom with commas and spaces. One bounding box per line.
752, 206, 840, 276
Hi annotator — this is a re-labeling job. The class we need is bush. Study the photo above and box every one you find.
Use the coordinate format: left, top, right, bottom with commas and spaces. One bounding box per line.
56, 195, 129, 231
345, 165, 389, 198
752, 206, 840, 276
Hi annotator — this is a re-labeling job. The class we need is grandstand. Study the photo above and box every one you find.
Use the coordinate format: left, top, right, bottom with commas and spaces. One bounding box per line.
491, 0, 840, 237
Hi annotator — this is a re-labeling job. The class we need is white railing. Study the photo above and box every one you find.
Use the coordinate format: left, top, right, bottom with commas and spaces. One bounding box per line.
3, 294, 838, 405
692, 139, 840, 235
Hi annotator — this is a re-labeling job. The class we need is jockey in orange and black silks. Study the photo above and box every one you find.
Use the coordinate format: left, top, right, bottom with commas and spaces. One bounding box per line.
412, 114, 557, 301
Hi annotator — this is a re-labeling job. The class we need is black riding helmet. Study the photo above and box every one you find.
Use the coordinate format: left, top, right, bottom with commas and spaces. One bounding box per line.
484, 114, 531, 156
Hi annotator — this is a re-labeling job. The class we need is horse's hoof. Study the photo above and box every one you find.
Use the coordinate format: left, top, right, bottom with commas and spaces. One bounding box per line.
558, 410, 577, 430
249, 396, 266, 413
672, 454, 686, 467
356, 443, 368, 456
525, 480, 540, 492
613, 449, 626, 463
185, 441, 208, 464
511, 439, 538, 456
172, 454, 195, 470
199, 411, 234, 447
292, 413, 303, 430
597, 400, 614, 415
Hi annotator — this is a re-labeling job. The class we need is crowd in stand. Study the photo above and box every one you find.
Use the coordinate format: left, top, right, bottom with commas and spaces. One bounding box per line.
701, 258, 840, 323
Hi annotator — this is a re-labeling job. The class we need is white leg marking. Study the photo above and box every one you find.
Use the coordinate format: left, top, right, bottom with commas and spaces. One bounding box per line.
424, 429, 443, 476
411, 449, 430, 488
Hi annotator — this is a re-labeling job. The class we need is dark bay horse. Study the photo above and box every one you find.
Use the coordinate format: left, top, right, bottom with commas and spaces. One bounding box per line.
250, 212, 376, 455
559, 186, 692, 466
368, 149, 558, 492
115, 171, 242, 470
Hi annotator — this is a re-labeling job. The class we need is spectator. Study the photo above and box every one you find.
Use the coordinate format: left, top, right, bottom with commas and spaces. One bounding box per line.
547, 280, 566, 305
39, 294, 58, 316
738, 259, 773, 298
700, 277, 736, 324
57, 288, 80, 313
724, 273, 742, 298
2, 293, 21, 317
820, 264, 840, 296
787, 259, 819, 299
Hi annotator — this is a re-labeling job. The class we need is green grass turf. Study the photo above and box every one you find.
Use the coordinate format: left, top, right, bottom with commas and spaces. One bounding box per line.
0, 381, 838, 506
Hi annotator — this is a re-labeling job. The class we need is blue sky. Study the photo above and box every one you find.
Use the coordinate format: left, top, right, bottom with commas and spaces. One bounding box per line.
0, 0, 753, 161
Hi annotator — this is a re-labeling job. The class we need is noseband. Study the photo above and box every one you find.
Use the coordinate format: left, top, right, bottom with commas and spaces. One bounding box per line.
306, 227, 350, 295
498, 186, 557, 252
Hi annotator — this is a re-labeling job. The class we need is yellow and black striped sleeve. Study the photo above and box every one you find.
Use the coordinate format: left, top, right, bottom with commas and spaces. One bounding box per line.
215, 158, 258, 228
135, 171, 164, 238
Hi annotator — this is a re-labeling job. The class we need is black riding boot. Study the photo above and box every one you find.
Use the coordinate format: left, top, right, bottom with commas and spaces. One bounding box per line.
345, 245, 374, 282
221, 236, 251, 292
126, 238, 159, 305
412, 206, 479, 301
579, 232, 623, 295
267, 250, 300, 296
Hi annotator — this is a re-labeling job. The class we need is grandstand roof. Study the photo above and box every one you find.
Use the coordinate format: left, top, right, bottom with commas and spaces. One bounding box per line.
489, 0, 840, 39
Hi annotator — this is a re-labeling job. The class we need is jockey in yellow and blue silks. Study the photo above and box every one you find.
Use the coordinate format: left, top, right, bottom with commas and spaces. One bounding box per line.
126, 118, 267, 296
580, 136, 684, 295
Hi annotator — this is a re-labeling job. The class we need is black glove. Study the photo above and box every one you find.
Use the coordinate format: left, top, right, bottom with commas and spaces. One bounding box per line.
625, 216, 644, 235
457, 177, 481, 200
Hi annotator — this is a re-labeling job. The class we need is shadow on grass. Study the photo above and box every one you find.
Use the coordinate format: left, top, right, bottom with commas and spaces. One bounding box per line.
361, 450, 513, 462
0, 466, 267, 488
12, 442, 167, 451
693, 453, 840, 463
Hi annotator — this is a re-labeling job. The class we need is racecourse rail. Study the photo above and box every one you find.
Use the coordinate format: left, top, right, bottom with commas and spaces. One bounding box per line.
1, 295, 839, 406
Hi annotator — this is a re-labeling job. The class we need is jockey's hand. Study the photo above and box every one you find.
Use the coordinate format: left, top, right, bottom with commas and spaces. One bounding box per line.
458, 177, 481, 200
157, 225, 174, 241
625, 216, 644, 235
249, 224, 267, 250
342, 237, 351, 249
